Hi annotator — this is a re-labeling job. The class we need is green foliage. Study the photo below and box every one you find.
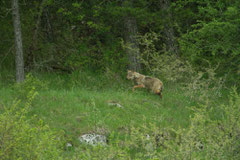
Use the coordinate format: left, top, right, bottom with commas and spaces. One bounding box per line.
161, 89, 240, 159
137, 32, 187, 82
0, 0, 14, 69
1, 0, 239, 87
52, 1, 129, 72
174, 0, 240, 86
138, 32, 226, 103
179, 20, 240, 62
0, 90, 63, 160
13, 73, 48, 100
64, 41, 127, 72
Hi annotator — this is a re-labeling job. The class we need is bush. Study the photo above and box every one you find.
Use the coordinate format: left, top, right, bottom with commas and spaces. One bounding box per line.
162, 89, 240, 159
138, 32, 226, 102
0, 90, 63, 160
12, 73, 48, 100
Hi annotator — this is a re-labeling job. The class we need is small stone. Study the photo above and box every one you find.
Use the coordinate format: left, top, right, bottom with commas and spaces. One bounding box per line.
78, 133, 107, 146
66, 143, 72, 148
108, 101, 124, 108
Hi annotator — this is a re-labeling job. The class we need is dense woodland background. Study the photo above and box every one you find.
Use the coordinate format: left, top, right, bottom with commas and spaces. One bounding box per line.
1, 0, 240, 84
0, 0, 240, 159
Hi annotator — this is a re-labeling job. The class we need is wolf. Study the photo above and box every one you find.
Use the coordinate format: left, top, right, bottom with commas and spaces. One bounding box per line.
127, 70, 163, 98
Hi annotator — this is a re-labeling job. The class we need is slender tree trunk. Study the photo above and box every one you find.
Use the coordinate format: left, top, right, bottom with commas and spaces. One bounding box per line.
12, 0, 24, 82
123, 1, 141, 72
160, 0, 179, 54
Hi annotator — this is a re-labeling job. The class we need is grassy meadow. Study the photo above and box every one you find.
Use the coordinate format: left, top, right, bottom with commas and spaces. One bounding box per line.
0, 70, 238, 159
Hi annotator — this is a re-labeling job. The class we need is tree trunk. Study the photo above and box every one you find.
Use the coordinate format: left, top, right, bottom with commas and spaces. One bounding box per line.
160, 0, 179, 54
12, 0, 24, 82
123, 1, 141, 72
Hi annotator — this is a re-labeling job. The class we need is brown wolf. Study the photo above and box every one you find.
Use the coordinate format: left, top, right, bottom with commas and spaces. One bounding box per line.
127, 70, 163, 98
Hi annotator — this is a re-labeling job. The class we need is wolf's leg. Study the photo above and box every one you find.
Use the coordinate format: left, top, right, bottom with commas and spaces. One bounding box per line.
154, 90, 162, 99
159, 93, 162, 99
132, 84, 145, 92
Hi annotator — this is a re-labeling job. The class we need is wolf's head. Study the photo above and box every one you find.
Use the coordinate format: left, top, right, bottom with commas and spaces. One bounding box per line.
127, 70, 140, 80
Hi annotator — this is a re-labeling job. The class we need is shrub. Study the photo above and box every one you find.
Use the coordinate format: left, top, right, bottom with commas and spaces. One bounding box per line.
138, 32, 226, 102
12, 73, 48, 100
161, 89, 240, 160
0, 89, 63, 160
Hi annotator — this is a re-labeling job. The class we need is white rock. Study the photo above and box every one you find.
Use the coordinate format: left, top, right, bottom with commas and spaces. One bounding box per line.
78, 133, 107, 146
108, 102, 124, 108
66, 143, 72, 148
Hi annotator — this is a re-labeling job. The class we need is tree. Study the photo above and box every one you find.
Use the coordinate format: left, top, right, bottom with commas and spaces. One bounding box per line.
123, 0, 141, 72
12, 0, 24, 82
160, 0, 178, 54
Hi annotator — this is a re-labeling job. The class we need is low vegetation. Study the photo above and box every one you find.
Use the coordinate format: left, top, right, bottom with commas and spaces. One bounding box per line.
0, 69, 239, 159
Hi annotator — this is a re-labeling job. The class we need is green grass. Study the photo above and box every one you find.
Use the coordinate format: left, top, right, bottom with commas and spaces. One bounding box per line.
0, 70, 230, 158
29, 87, 191, 132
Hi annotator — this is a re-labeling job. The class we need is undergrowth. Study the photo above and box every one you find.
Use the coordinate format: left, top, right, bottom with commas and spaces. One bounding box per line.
0, 86, 63, 160
0, 69, 238, 159
72, 89, 240, 160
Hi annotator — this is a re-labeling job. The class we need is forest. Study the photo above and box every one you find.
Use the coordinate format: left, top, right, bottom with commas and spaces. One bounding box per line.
0, 0, 240, 159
